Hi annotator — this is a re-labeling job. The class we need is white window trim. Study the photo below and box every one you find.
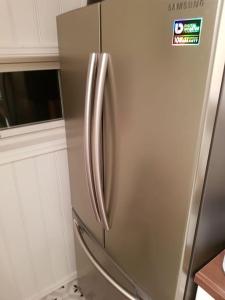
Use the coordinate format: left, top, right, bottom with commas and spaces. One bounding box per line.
0, 119, 67, 165
0, 119, 64, 139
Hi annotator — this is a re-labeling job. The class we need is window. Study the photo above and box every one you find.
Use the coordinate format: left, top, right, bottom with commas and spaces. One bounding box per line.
0, 69, 62, 129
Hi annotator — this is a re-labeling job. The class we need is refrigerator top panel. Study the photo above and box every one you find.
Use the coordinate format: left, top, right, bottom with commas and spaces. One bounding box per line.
101, 0, 225, 299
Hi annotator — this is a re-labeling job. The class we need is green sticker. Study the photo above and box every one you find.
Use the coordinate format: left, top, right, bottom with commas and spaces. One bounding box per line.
172, 18, 203, 46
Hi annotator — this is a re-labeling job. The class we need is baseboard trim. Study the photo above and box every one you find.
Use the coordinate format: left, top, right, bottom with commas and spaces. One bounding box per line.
27, 271, 78, 300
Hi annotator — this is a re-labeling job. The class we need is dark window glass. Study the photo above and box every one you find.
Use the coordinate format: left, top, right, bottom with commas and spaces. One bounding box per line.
0, 70, 62, 129
87, 0, 102, 4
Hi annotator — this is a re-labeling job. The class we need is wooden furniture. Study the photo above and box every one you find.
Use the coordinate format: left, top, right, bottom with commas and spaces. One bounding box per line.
195, 250, 225, 300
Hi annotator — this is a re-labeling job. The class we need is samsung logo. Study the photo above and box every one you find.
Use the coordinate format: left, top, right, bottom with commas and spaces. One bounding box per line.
168, 0, 204, 11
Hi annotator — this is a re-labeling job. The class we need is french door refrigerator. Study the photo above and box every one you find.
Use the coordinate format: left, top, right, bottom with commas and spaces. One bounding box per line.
57, 0, 225, 299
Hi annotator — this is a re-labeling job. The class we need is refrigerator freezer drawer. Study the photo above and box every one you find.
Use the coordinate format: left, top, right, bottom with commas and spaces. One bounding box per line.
73, 215, 149, 300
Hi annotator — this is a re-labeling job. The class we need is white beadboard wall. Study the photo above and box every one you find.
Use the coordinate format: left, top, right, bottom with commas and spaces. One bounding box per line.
0, 1, 87, 299
0, 121, 76, 300
0, 0, 87, 58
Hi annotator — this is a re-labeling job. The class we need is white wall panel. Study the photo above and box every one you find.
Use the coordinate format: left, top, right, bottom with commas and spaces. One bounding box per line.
55, 150, 76, 274
0, 123, 76, 300
0, 164, 37, 299
35, 153, 69, 281
0, 0, 14, 47
8, 0, 39, 47
36, 0, 61, 46
0, 0, 87, 57
13, 158, 54, 292
0, 230, 21, 300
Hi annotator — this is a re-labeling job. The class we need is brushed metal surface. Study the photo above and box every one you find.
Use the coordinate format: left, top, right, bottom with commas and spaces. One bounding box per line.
101, 0, 223, 299
92, 53, 110, 230
73, 210, 147, 300
84, 53, 101, 223
74, 219, 141, 300
185, 71, 225, 300
57, 4, 103, 242
177, 1, 225, 298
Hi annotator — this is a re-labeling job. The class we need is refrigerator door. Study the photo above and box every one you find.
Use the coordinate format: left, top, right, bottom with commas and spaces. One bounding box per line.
185, 71, 225, 300
57, 4, 103, 242
101, 0, 222, 299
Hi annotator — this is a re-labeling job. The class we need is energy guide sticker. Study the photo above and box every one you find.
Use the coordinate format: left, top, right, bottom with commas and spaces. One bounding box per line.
172, 18, 203, 46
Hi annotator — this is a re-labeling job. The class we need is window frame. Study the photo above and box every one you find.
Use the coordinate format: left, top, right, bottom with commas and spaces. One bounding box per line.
0, 57, 63, 132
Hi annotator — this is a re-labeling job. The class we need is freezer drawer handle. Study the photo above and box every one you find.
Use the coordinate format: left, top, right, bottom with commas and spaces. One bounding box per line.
92, 53, 110, 231
74, 219, 142, 300
84, 53, 101, 223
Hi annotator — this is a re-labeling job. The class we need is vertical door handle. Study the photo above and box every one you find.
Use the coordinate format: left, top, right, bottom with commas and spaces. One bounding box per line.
84, 53, 101, 223
92, 53, 110, 231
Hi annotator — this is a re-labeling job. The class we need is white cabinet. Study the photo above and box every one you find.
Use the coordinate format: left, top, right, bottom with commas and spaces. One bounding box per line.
0, 0, 87, 58
195, 287, 214, 300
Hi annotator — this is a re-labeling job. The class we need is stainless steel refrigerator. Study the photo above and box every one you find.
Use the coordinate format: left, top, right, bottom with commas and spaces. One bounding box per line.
57, 0, 225, 299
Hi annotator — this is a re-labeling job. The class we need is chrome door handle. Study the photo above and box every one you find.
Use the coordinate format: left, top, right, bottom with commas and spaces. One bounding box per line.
74, 219, 141, 300
92, 53, 110, 231
84, 53, 101, 223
